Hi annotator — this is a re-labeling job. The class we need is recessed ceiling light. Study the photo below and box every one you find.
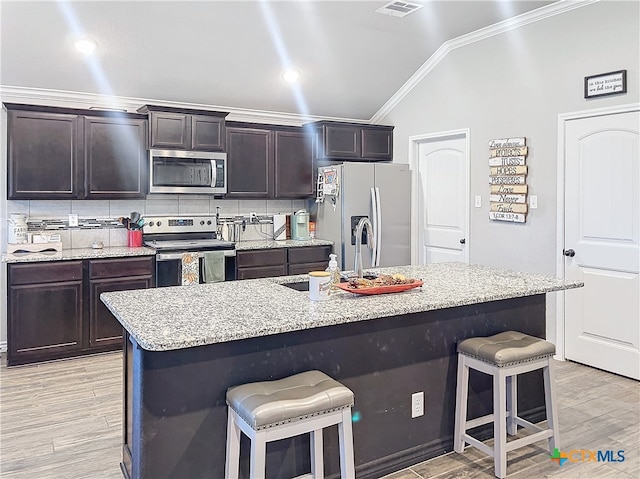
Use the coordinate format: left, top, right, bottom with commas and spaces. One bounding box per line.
74, 39, 97, 54
282, 69, 300, 83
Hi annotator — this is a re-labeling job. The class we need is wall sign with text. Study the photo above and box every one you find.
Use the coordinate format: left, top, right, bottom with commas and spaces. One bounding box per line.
584, 70, 627, 99
488, 137, 529, 223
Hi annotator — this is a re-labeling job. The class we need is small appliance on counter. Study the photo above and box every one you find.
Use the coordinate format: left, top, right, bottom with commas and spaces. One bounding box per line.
291, 210, 311, 241
273, 214, 287, 241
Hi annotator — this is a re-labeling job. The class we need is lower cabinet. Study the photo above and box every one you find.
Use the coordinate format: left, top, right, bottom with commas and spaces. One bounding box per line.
7, 256, 155, 366
287, 245, 332, 275
236, 245, 332, 280
236, 249, 288, 280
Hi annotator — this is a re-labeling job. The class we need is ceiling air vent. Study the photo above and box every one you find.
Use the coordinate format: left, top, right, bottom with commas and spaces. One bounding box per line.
375, 1, 424, 18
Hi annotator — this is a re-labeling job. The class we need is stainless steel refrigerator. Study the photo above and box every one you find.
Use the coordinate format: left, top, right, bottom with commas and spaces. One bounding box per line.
315, 162, 411, 272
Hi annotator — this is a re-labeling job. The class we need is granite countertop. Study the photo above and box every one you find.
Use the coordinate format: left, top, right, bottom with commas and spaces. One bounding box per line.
2, 246, 156, 263
235, 238, 333, 250
101, 262, 583, 352
2, 239, 331, 263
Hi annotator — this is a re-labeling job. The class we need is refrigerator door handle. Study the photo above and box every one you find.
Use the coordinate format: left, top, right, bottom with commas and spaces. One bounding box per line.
374, 186, 382, 266
370, 187, 378, 266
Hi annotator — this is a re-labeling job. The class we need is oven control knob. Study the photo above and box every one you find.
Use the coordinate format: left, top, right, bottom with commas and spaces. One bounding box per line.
157, 221, 162, 226
200, 220, 205, 225
207, 220, 212, 225
148, 221, 154, 227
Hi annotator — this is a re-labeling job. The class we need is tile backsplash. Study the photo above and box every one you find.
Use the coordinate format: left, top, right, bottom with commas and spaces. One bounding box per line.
7, 197, 313, 249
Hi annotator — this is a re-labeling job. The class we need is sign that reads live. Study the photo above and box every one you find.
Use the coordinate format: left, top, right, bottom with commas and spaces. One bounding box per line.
488, 136, 530, 223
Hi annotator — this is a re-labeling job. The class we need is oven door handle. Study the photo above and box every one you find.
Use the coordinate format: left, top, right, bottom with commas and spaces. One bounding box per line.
156, 250, 236, 261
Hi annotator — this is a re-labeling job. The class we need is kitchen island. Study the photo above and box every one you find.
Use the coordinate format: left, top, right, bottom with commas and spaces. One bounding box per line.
101, 263, 582, 479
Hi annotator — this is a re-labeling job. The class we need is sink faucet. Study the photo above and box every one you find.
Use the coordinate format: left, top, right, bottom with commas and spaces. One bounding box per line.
354, 217, 375, 278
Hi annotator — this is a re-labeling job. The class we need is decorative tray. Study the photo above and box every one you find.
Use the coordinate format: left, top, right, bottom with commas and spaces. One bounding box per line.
336, 280, 424, 296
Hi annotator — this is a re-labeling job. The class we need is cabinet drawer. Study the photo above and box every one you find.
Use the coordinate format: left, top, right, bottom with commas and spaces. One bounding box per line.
288, 262, 330, 275
9, 261, 83, 285
237, 265, 288, 280
236, 249, 287, 268
89, 257, 155, 279
288, 246, 332, 265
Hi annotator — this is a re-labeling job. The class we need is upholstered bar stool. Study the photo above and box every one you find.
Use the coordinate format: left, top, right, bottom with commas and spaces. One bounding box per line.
453, 331, 559, 479
225, 370, 355, 479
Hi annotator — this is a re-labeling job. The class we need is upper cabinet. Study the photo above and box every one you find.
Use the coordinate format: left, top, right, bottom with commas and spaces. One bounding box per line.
5, 103, 148, 200
225, 122, 315, 199
311, 121, 393, 161
137, 105, 228, 151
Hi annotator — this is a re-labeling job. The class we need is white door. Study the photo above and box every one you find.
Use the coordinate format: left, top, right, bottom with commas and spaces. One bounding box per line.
564, 109, 640, 380
417, 134, 469, 264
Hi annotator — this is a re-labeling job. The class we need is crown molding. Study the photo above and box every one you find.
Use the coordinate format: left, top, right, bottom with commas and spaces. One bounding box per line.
370, 0, 600, 123
0, 86, 358, 127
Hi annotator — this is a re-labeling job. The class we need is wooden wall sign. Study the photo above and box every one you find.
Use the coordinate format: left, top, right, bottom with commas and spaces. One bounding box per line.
488, 137, 529, 223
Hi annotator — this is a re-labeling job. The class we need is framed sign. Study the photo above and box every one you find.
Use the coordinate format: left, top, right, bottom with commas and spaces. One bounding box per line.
584, 70, 627, 99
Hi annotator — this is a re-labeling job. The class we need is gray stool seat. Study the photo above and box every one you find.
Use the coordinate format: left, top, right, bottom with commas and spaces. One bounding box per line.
454, 331, 559, 478
226, 370, 354, 429
225, 370, 356, 479
458, 331, 556, 366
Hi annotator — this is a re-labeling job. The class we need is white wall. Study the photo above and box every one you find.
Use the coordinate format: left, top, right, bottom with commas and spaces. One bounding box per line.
384, 1, 639, 274
381, 0, 639, 338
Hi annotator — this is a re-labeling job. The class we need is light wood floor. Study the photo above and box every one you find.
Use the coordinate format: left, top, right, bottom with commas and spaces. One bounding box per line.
0, 352, 638, 479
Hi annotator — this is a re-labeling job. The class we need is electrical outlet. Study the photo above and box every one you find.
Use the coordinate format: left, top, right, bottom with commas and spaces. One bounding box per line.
411, 391, 424, 418
529, 195, 538, 209
474, 195, 482, 208
68, 214, 79, 227
250, 212, 258, 223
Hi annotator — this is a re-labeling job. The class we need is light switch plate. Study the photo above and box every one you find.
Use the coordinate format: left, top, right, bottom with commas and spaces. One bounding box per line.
474, 195, 482, 208
529, 195, 538, 209
68, 214, 79, 227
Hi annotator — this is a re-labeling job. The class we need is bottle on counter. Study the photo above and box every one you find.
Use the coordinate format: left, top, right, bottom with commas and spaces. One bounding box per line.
326, 253, 341, 293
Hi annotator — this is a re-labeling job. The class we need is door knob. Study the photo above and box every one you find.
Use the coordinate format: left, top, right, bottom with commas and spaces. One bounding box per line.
563, 249, 575, 257
459, 239, 466, 244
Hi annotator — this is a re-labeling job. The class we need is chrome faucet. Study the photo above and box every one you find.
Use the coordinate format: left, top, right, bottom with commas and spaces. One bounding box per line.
354, 217, 375, 278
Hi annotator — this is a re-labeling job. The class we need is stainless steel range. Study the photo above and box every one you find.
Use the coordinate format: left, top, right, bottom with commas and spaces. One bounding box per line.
143, 215, 236, 286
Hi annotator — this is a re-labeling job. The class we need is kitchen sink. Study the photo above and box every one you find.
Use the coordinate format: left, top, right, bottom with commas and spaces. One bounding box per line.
280, 274, 378, 292
281, 281, 310, 292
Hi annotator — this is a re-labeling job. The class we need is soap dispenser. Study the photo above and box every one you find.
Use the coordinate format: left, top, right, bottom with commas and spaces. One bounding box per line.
326, 253, 341, 291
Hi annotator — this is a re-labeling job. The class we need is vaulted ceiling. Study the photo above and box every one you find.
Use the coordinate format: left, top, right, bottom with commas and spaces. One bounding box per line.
1, 1, 555, 121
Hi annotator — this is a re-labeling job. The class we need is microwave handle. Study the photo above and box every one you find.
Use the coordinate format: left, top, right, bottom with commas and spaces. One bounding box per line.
211, 161, 217, 188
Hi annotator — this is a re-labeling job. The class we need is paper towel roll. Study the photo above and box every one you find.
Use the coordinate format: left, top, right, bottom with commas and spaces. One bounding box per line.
273, 214, 287, 240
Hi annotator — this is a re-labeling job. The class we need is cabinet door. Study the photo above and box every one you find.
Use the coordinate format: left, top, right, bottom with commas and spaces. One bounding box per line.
274, 129, 315, 198
191, 115, 225, 151
149, 112, 189, 149
7, 109, 81, 199
7, 262, 84, 366
226, 127, 272, 197
288, 245, 332, 265
362, 127, 393, 160
322, 124, 361, 159
89, 275, 153, 348
84, 116, 147, 198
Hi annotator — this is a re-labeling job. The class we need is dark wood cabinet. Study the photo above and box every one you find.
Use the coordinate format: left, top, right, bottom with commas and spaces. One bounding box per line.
312, 121, 393, 161
8, 262, 84, 366
84, 116, 147, 198
138, 105, 227, 152
287, 245, 332, 275
226, 123, 315, 199
236, 248, 287, 279
88, 257, 154, 348
5, 103, 148, 200
7, 108, 81, 199
6, 256, 155, 366
274, 129, 315, 198
236, 246, 332, 279
226, 125, 273, 198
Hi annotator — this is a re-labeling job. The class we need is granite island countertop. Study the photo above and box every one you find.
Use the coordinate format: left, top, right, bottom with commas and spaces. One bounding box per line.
101, 262, 583, 352
2, 246, 156, 263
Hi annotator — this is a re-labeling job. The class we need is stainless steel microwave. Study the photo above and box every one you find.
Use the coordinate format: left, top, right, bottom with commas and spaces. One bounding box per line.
149, 149, 227, 194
